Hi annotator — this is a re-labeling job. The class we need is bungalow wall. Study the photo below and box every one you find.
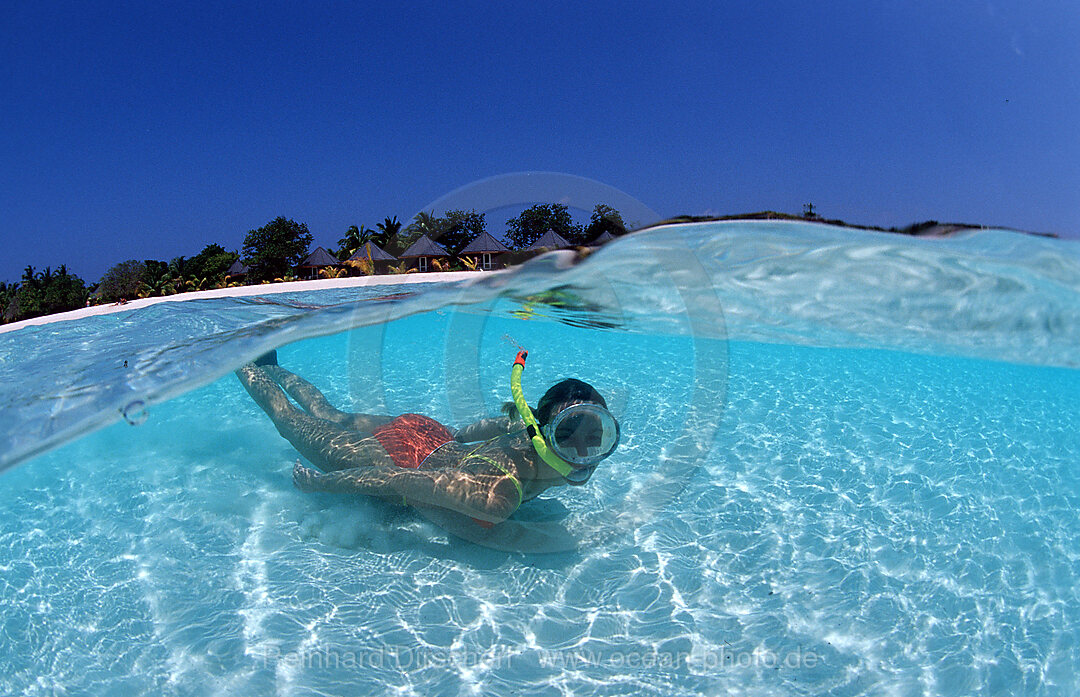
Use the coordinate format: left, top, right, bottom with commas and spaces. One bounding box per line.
461, 252, 508, 270
401, 255, 450, 272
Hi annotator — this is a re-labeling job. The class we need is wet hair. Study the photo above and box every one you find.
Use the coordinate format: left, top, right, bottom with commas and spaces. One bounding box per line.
535, 379, 607, 426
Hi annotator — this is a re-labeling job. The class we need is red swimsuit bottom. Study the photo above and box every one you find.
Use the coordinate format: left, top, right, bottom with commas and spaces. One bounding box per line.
372, 414, 495, 528
372, 414, 454, 469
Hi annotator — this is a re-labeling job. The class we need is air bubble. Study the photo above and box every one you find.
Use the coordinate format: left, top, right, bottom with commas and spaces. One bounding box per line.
121, 400, 148, 426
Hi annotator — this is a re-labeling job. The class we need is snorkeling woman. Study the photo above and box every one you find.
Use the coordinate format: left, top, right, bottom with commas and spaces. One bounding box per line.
236, 350, 619, 535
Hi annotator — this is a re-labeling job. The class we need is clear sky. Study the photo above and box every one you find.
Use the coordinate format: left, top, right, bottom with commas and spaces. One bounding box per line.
2, 1, 1078, 284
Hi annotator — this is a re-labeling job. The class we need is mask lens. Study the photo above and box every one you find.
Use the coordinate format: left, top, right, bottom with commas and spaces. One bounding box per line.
546, 404, 619, 467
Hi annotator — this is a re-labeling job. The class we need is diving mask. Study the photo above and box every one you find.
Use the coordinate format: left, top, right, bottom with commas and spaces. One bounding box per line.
510, 350, 619, 484
541, 402, 620, 468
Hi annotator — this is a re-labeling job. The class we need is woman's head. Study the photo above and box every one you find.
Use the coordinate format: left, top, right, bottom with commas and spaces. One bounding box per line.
536, 379, 607, 426
534, 379, 619, 484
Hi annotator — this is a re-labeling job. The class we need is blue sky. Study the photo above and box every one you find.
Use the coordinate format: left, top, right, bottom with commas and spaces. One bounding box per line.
2, 1, 1078, 283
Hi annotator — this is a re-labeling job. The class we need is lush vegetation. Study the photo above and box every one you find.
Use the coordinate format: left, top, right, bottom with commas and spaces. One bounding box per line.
90, 243, 245, 304
17, 201, 993, 326
1, 206, 631, 325
1, 266, 89, 323
14, 200, 1016, 326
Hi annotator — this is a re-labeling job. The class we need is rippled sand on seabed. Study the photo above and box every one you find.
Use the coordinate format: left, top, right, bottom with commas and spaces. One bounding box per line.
1, 221, 1078, 696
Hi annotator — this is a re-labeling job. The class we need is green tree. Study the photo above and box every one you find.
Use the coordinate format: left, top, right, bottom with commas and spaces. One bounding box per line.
582, 204, 627, 242
438, 209, 487, 256
5, 266, 42, 320
375, 216, 402, 249
405, 211, 443, 237
44, 265, 89, 313
137, 260, 174, 298
337, 225, 374, 260
4, 265, 89, 321
394, 211, 442, 255
242, 217, 313, 283
186, 244, 238, 283
0, 284, 19, 322
0, 281, 17, 322
504, 203, 583, 249
96, 260, 147, 302
168, 256, 188, 281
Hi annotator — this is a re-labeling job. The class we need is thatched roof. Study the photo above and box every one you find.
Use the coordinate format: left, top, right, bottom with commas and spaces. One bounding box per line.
529, 229, 572, 250
300, 246, 339, 267
226, 260, 250, 275
590, 230, 616, 245
400, 235, 449, 258
348, 241, 396, 262
460, 231, 509, 254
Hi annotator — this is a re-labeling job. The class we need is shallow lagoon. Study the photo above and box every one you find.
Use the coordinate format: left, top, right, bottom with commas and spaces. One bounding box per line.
2, 222, 1078, 695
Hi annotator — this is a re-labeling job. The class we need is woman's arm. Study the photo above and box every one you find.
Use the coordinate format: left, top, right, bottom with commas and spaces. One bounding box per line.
293, 462, 520, 524
453, 415, 524, 443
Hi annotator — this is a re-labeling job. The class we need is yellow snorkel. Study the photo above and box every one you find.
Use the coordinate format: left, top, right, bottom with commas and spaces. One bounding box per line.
510, 350, 577, 477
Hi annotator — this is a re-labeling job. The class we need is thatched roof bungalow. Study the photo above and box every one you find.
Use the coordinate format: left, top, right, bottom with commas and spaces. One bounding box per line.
459, 231, 509, 270
225, 259, 250, 281
588, 230, 616, 247
298, 246, 340, 279
399, 235, 449, 272
528, 229, 572, 251
347, 241, 397, 275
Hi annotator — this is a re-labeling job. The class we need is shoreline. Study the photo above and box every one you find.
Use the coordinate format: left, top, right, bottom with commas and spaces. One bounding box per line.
0, 270, 496, 335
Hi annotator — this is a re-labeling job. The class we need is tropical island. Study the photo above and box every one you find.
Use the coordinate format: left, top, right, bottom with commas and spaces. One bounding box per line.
0, 202, 1057, 326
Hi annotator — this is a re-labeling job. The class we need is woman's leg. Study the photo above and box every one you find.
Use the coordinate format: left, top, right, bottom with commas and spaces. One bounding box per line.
236, 364, 395, 472
259, 365, 394, 433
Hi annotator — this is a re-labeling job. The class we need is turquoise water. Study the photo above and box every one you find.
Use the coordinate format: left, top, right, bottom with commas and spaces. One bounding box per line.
1, 222, 1078, 695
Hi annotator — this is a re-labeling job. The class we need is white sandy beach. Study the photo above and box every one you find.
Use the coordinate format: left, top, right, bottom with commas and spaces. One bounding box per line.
0, 270, 496, 335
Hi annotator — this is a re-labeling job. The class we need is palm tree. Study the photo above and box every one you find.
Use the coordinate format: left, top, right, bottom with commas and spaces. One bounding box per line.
337, 225, 374, 260
406, 211, 441, 238
167, 256, 187, 280
394, 211, 442, 255
375, 215, 402, 248
136, 263, 176, 298
137, 275, 175, 298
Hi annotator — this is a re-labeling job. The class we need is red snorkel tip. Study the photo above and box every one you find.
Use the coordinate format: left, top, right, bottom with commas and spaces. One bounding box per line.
514, 350, 528, 367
